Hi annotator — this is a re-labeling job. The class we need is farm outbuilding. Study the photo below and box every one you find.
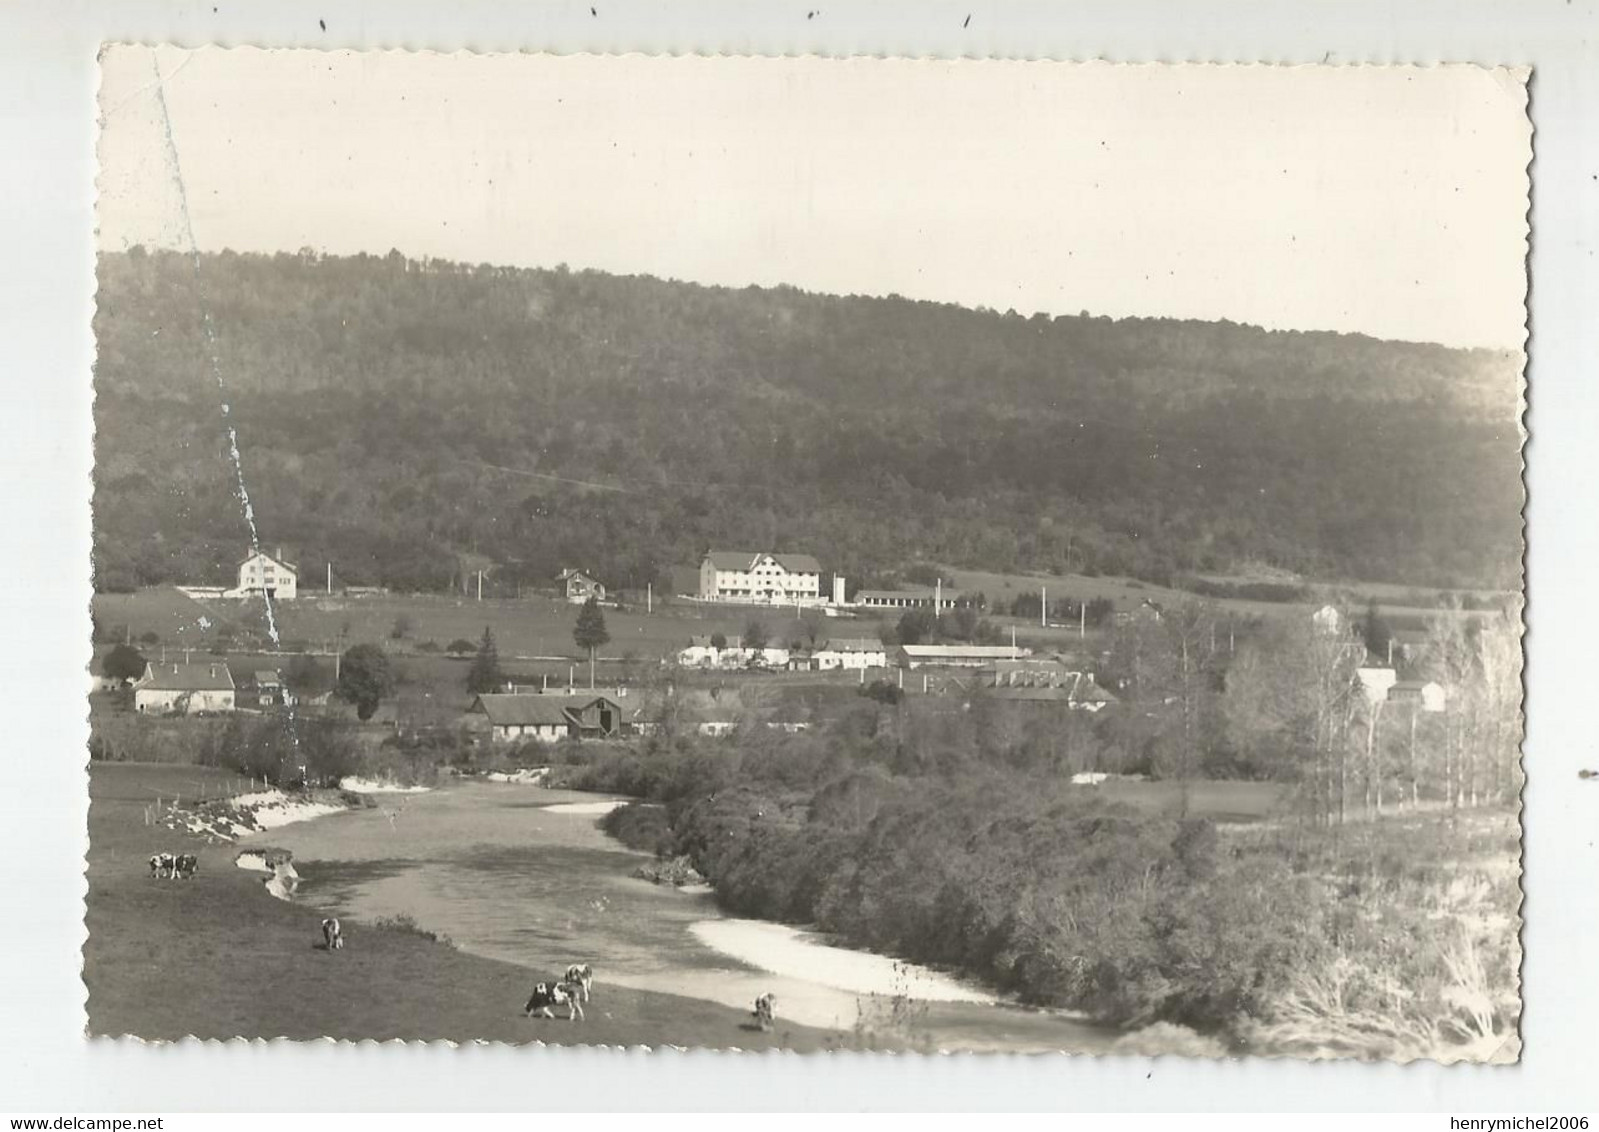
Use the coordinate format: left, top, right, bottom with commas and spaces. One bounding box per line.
224, 548, 298, 600
132, 662, 237, 715
897, 643, 1030, 669
467, 693, 629, 743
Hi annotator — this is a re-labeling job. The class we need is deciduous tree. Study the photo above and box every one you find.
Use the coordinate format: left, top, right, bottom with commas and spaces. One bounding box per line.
101, 643, 147, 684
335, 643, 394, 721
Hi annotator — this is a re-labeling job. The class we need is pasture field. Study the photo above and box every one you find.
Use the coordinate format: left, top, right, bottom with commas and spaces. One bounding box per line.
1090, 778, 1289, 823
84, 762, 857, 1048
93, 589, 836, 663
942, 565, 1493, 622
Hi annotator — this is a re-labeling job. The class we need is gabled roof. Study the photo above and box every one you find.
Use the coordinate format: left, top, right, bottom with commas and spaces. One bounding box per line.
556, 568, 599, 583
900, 644, 1028, 659
137, 662, 236, 692
819, 638, 886, 653
252, 670, 283, 686
238, 549, 297, 574
703, 551, 821, 573
688, 635, 744, 649
986, 671, 1118, 705
468, 694, 574, 727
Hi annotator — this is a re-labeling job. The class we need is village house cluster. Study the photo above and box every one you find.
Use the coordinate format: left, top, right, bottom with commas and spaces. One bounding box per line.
107, 547, 1457, 761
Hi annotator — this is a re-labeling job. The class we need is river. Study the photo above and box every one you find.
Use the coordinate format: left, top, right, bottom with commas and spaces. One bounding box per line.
244, 779, 1117, 1052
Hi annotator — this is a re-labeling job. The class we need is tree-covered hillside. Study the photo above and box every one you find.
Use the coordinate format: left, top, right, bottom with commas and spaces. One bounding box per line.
91, 249, 1523, 593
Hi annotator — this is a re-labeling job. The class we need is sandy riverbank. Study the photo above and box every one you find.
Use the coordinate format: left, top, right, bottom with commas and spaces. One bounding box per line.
690, 920, 996, 1004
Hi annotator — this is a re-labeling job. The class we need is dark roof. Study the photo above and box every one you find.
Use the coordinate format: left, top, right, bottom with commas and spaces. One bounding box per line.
820, 638, 886, 653
1391, 679, 1445, 694
468, 695, 574, 727
137, 662, 236, 692
703, 551, 821, 573
689, 635, 743, 649
986, 672, 1118, 705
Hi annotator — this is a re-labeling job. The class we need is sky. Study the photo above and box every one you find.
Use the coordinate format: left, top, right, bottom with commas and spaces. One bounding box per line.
96, 46, 1531, 349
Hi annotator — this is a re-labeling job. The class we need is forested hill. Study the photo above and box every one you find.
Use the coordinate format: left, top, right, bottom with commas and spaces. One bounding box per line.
91, 248, 1523, 594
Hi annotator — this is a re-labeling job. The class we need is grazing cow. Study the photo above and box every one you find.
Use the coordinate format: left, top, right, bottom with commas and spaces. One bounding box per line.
523, 980, 579, 1021
322, 917, 344, 951
148, 853, 176, 879
753, 992, 777, 1032
563, 964, 594, 1003
172, 854, 198, 880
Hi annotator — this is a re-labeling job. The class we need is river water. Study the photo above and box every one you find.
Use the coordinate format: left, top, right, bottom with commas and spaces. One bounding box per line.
246, 780, 1116, 1052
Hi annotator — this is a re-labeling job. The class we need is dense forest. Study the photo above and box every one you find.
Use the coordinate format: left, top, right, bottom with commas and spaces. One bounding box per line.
92, 249, 1523, 593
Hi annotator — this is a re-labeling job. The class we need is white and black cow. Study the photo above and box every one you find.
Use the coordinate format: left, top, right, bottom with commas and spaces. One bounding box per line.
148, 853, 176, 879
172, 854, 198, 880
524, 980, 581, 1021
753, 993, 777, 1032
322, 917, 344, 951
563, 964, 594, 1003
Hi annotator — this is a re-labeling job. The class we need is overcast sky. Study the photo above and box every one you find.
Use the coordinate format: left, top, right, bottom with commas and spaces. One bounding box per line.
97, 46, 1530, 349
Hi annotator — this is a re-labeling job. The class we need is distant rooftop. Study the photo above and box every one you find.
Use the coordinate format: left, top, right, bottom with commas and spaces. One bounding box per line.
137, 662, 235, 692
703, 551, 822, 573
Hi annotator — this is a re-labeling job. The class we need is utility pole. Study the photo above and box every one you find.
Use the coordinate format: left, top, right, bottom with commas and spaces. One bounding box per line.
327, 562, 332, 595
477, 570, 483, 602
1041, 586, 1047, 628
935, 578, 942, 620
1079, 603, 1085, 639
647, 582, 653, 615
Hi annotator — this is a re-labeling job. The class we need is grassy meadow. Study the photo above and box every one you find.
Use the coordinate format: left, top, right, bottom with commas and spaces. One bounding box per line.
84, 762, 858, 1048
93, 589, 869, 662
942, 565, 1499, 623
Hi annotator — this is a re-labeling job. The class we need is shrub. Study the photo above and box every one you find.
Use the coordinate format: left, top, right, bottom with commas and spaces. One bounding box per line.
599, 802, 674, 855
373, 913, 454, 948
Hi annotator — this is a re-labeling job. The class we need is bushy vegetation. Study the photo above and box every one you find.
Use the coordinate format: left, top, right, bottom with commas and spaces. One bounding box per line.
598, 802, 674, 856
195, 714, 363, 787
552, 596, 1521, 1058
94, 250, 1521, 595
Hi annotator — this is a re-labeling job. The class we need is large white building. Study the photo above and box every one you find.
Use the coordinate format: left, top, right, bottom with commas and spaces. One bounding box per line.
225, 549, 298, 600
698, 551, 822, 605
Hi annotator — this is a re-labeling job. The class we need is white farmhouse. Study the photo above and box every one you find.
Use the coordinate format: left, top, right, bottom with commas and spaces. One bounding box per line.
225, 548, 298, 600
133, 662, 236, 715
699, 551, 822, 605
